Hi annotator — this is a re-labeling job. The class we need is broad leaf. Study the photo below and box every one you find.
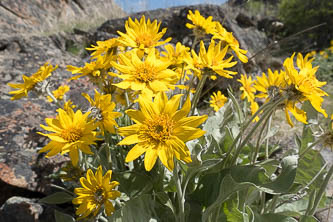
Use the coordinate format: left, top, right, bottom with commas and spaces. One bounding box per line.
54, 210, 75, 222
40, 192, 73, 204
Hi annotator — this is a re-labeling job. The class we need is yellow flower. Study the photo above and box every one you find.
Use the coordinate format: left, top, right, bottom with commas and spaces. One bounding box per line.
198, 40, 237, 78
238, 74, 256, 102
67, 54, 112, 84
47, 85, 70, 102
209, 91, 227, 112
111, 50, 178, 96
213, 22, 248, 63
117, 15, 171, 53
39, 108, 99, 166
73, 166, 120, 219
282, 53, 328, 126
82, 90, 121, 134
238, 74, 259, 121
86, 37, 121, 59
161, 42, 190, 78
118, 92, 207, 171
62, 100, 76, 113
253, 69, 284, 100
8, 62, 57, 100
186, 10, 216, 38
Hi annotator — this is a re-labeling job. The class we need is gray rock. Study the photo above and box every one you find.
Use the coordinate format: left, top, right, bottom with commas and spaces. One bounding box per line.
0, 196, 44, 222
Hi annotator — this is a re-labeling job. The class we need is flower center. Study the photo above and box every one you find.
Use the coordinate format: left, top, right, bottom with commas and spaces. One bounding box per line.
94, 188, 105, 204
88, 106, 103, 121
136, 34, 154, 47
268, 86, 280, 99
135, 63, 155, 83
215, 99, 225, 108
141, 114, 174, 143
61, 127, 83, 143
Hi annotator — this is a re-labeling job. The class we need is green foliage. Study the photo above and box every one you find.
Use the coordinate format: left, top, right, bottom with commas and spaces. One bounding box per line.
278, 0, 333, 50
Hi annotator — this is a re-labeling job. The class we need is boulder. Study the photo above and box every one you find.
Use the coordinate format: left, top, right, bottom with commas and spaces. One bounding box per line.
0, 196, 53, 222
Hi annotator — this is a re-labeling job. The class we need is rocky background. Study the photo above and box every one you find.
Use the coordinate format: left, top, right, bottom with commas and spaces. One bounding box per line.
0, 0, 330, 221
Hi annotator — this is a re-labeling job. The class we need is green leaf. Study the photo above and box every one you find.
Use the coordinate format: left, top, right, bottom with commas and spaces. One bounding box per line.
54, 210, 75, 222
113, 171, 154, 198
263, 156, 298, 193
299, 215, 320, 222
202, 174, 253, 221
253, 212, 298, 222
296, 150, 326, 190
40, 192, 73, 204
108, 194, 174, 222
302, 101, 318, 124
224, 204, 250, 222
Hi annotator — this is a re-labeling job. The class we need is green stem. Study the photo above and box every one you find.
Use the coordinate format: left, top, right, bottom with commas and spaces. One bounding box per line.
265, 115, 273, 160
230, 101, 279, 166
45, 84, 62, 108
268, 195, 279, 213
308, 164, 333, 216
190, 73, 208, 116
252, 114, 270, 164
174, 161, 185, 222
224, 98, 280, 165
260, 192, 266, 214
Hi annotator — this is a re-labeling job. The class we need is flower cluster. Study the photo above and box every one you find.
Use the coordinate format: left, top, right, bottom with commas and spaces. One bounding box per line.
7, 9, 331, 221
238, 53, 328, 127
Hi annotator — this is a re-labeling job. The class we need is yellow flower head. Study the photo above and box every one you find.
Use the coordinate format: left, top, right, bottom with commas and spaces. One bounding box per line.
209, 91, 228, 112
162, 43, 190, 65
186, 10, 216, 38
73, 166, 120, 219
238, 74, 259, 121
199, 40, 237, 78
117, 15, 171, 53
118, 92, 207, 171
82, 90, 122, 134
47, 85, 70, 102
238, 74, 256, 102
283, 53, 328, 126
86, 37, 121, 60
8, 62, 58, 100
111, 50, 178, 96
67, 54, 112, 84
39, 108, 99, 166
161, 42, 191, 78
213, 22, 248, 63
253, 69, 284, 101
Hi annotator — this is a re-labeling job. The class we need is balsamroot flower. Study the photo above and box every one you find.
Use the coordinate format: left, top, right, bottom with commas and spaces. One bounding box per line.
117, 15, 171, 53
283, 53, 328, 126
47, 85, 70, 102
8, 62, 58, 100
213, 22, 248, 63
186, 10, 216, 38
209, 91, 228, 112
82, 90, 121, 134
186, 41, 237, 79
111, 50, 178, 96
39, 108, 99, 166
73, 166, 120, 219
238, 74, 259, 121
118, 92, 207, 171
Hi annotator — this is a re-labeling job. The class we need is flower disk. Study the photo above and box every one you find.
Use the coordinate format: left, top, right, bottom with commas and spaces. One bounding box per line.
73, 166, 120, 219
117, 92, 208, 171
